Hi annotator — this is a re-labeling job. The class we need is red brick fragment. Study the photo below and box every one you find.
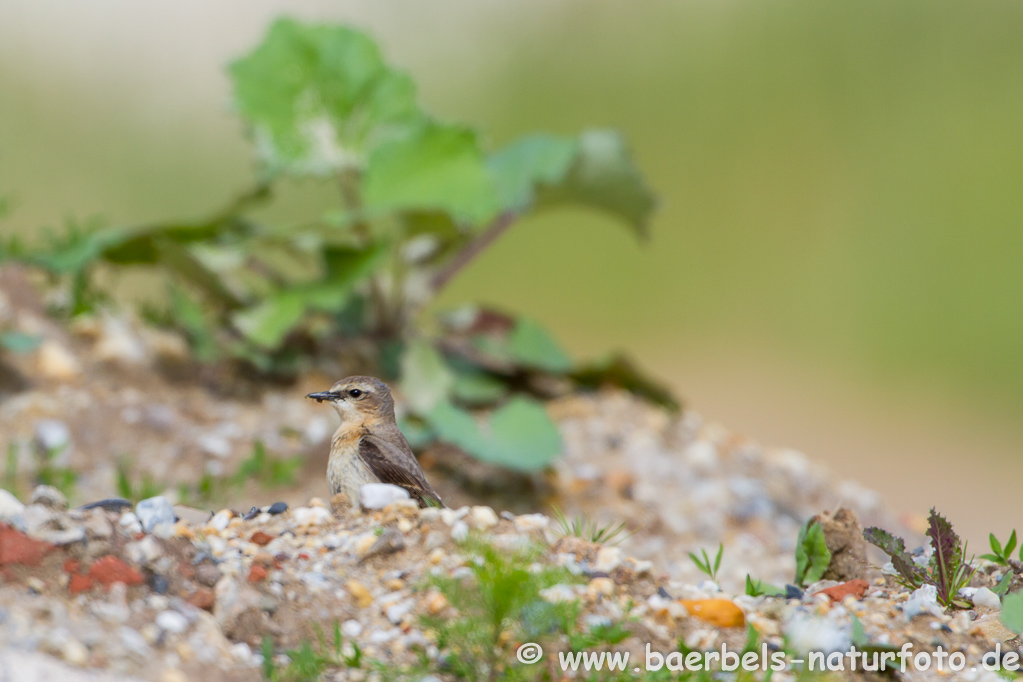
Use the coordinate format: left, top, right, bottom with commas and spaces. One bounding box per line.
187, 587, 215, 611
0, 525, 55, 567
64, 559, 82, 574
814, 579, 869, 603
250, 531, 274, 546
247, 565, 268, 583
69, 573, 94, 594
89, 556, 144, 588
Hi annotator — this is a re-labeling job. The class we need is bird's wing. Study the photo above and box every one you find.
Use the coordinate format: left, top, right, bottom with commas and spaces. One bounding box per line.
358, 432, 443, 507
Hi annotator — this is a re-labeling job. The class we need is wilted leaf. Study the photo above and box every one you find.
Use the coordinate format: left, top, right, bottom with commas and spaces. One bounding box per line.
571, 354, 680, 411
363, 123, 499, 225
401, 340, 454, 413
487, 134, 579, 212
0, 332, 42, 354
534, 130, 656, 238
506, 318, 573, 373
1002, 591, 1023, 635
229, 19, 421, 174
425, 398, 561, 471
794, 521, 831, 587
863, 526, 926, 587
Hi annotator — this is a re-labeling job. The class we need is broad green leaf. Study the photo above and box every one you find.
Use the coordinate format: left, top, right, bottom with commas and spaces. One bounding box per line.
1002, 591, 1023, 635
794, 521, 832, 587
400, 340, 454, 413
425, 398, 562, 471
506, 318, 573, 373
451, 371, 507, 406
487, 134, 579, 212
535, 129, 656, 238
232, 283, 348, 349
229, 19, 421, 174
0, 332, 42, 354
363, 123, 499, 225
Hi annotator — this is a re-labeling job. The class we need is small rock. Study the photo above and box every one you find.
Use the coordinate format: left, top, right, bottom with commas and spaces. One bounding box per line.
197, 435, 232, 459
135, 497, 176, 533
972, 587, 1001, 610
156, 610, 189, 634
125, 536, 163, 566
80, 498, 133, 513
450, 520, 469, 543
811, 507, 868, 582
0, 488, 26, 524
195, 563, 222, 588
83, 510, 113, 539
346, 580, 373, 609
385, 598, 416, 625
89, 556, 144, 588
94, 316, 147, 365
30, 485, 68, 510
119, 625, 151, 656
267, 502, 288, 515
187, 587, 215, 611
292, 506, 332, 527
361, 528, 406, 561
903, 584, 943, 620
594, 547, 623, 573
61, 638, 89, 666
786, 613, 851, 655
814, 579, 868, 603
118, 512, 143, 535
359, 483, 410, 510
513, 513, 549, 533
250, 531, 274, 546
35, 340, 81, 380
341, 620, 363, 638
208, 510, 232, 532
470, 506, 499, 529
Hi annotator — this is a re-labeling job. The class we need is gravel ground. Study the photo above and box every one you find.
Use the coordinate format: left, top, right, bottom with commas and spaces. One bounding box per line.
1, 275, 1022, 681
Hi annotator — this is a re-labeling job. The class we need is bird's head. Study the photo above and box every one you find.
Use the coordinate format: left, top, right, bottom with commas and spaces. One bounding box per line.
307, 376, 395, 424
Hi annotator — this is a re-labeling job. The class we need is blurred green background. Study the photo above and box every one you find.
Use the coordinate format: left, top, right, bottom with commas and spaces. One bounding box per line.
1, 0, 1021, 541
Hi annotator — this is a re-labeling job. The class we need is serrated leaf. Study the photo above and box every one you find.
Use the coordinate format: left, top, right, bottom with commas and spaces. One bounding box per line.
1002, 591, 1023, 635
534, 129, 656, 238
400, 340, 454, 413
794, 521, 832, 587
863, 526, 926, 587
0, 332, 42, 354
926, 508, 963, 605
425, 398, 561, 471
487, 134, 579, 212
363, 123, 499, 225
229, 19, 421, 174
506, 318, 573, 373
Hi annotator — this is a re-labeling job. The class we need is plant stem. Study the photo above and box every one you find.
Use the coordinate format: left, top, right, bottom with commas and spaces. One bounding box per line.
430, 212, 517, 294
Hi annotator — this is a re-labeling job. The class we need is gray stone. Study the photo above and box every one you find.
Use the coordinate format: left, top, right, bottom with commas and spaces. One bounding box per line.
359, 483, 410, 510
134, 496, 175, 533
30, 485, 67, 511
155, 610, 189, 634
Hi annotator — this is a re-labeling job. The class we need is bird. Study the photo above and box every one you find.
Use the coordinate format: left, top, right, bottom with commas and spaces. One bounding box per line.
307, 376, 443, 508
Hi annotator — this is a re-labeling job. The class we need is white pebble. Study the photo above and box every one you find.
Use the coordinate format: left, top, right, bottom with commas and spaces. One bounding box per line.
450, 521, 469, 543
359, 483, 410, 510
208, 510, 232, 532
342, 620, 363, 638
119, 512, 143, 535
513, 513, 549, 533
972, 587, 1001, 610
292, 507, 332, 527
156, 610, 189, 634
0, 489, 25, 524
470, 506, 499, 529
594, 547, 623, 573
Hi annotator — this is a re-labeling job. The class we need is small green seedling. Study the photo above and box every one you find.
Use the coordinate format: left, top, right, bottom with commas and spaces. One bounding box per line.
794, 520, 831, 587
1002, 591, 1023, 636
552, 505, 632, 545
688, 543, 723, 582
981, 530, 1021, 567
745, 575, 784, 598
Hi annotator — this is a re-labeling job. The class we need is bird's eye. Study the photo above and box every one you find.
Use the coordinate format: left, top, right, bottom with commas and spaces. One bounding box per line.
348, 388, 363, 398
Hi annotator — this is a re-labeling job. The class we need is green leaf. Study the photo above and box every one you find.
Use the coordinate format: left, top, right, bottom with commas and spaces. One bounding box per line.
850, 615, 869, 647
505, 318, 573, 373
400, 340, 454, 413
0, 332, 42, 354
232, 283, 348, 349
487, 134, 579, 212
450, 371, 507, 406
794, 521, 832, 587
425, 398, 562, 471
1002, 591, 1023, 635
863, 526, 927, 587
363, 122, 499, 225
993, 572, 1014, 597
229, 19, 421, 174
534, 129, 656, 238
745, 575, 784, 597
571, 353, 680, 411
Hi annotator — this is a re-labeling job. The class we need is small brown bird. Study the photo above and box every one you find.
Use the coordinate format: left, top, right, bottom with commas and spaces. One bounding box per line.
307, 376, 442, 508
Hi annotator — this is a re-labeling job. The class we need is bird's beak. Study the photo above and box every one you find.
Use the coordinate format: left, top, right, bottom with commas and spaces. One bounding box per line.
307, 391, 340, 403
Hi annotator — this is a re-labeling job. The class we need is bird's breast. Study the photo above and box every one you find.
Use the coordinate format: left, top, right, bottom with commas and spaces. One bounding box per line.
327, 427, 378, 501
